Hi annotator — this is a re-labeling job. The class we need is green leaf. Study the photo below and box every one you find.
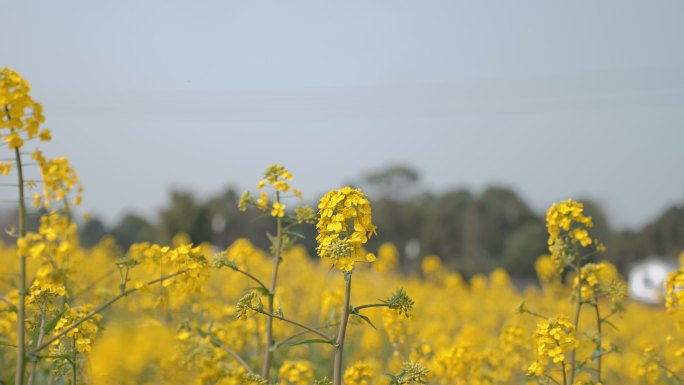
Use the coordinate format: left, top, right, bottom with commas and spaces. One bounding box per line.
252, 286, 271, 297
42, 308, 68, 335
602, 319, 619, 331
351, 312, 376, 330
381, 372, 399, 385
265, 232, 276, 245
283, 338, 333, 348
285, 230, 306, 239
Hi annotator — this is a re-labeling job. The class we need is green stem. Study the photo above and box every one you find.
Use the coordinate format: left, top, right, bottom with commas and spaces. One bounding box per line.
333, 272, 352, 385
69, 357, 76, 385
12, 125, 27, 385
594, 304, 602, 383
568, 253, 582, 385
561, 361, 567, 385
26, 305, 47, 385
262, 191, 283, 381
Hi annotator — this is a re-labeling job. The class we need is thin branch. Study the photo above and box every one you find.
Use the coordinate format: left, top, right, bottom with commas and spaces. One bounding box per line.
253, 309, 333, 342
275, 322, 340, 348
232, 267, 270, 294
0, 293, 13, 308
543, 373, 562, 385
520, 307, 548, 320
31, 270, 186, 353
199, 328, 253, 374
656, 361, 683, 384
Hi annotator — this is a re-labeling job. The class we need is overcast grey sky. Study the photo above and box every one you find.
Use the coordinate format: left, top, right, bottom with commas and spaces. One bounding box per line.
3, 1, 683, 229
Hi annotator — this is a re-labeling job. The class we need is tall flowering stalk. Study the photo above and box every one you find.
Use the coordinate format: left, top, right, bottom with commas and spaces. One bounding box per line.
316, 186, 378, 385
523, 199, 622, 385
1, 67, 53, 385
234, 165, 312, 381
229, 181, 415, 384
257, 166, 292, 379
315, 187, 417, 384
1, 68, 213, 385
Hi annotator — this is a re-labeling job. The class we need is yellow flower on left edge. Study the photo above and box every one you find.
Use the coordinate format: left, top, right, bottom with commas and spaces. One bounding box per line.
1, 67, 52, 147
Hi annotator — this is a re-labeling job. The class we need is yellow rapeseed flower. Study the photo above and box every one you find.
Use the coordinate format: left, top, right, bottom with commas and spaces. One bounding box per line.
316, 186, 377, 272
271, 202, 285, 218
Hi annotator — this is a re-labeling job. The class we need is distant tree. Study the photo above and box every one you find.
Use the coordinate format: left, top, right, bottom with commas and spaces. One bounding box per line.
361, 164, 422, 200
80, 217, 107, 247
111, 214, 158, 248
159, 190, 212, 244
636, 205, 684, 259
502, 221, 547, 276
420, 190, 473, 267
475, 187, 537, 261
64, 165, 684, 278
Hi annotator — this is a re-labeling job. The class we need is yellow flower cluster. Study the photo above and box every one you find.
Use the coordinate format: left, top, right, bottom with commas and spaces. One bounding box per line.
0, 161, 12, 176
235, 290, 262, 320
528, 315, 577, 374
27, 264, 67, 303
320, 288, 343, 321
173, 319, 267, 385
0, 68, 51, 148
239, 164, 304, 217
375, 242, 400, 272
383, 307, 411, 346
343, 361, 375, 385
126, 242, 210, 293
546, 199, 594, 247
88, 320, 175, 385
546, 199, 600, 269
18, 213, 77, 261
32, 150, 83, 208
396, 361, 430, 384
421, 254, 443, 279
51, 304, 102, 354
17, 213, 78, 303
277, 360, 314, 385
572, 262, 621, 301
316, 186, 377, 271
2, 232, 682, 384
431, 345, 478, 383
666, 267, 684, 314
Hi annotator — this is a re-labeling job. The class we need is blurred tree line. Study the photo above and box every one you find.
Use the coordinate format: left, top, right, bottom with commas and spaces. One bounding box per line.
4, 164, 682, 277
